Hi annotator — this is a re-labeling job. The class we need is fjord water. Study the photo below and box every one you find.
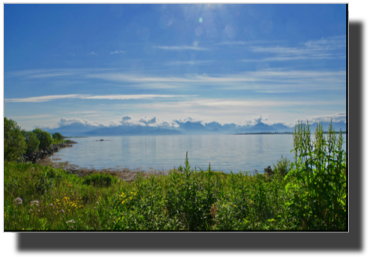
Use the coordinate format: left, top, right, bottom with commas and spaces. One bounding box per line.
51, 134, 346, 174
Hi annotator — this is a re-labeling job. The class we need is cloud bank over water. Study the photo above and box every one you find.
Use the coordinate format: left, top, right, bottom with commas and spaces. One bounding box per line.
42, 113, 346, 136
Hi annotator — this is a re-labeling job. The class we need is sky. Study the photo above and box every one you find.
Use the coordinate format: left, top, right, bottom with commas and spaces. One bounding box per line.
4, 4, 347, 131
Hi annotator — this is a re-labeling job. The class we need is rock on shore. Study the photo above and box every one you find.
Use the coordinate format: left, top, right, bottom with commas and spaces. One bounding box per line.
23, 140, 77, 163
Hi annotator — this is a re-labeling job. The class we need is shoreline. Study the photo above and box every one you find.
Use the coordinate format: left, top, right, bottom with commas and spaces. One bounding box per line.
39, 141, 171, 182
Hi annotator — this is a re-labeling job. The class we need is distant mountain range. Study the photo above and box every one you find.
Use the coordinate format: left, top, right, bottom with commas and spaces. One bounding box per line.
45, 121, 347, 137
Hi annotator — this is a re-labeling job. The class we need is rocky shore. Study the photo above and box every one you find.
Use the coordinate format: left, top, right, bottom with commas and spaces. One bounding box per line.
31, 139, 170, 183
23, 140, 78, 163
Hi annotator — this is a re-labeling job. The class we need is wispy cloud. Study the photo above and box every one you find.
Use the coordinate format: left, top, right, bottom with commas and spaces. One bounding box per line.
110, 50, 125, 54
218, 40, 284, 46
8, 114, 51, 120
89, 51, 98, 55
5, 94, 191, 103
246, 35, 346, 62
5, 94, 84, 103
86, 70, 346, 93
307, 112, 346, 123
165, 60, 214, 66
58, 118, 104, 127
155, 45, 209, 51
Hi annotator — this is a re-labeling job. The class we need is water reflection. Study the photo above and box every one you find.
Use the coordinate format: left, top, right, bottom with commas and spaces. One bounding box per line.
52, 134, 346, 174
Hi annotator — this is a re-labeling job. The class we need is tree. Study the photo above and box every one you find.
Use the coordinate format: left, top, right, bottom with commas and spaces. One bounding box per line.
4, 118, 26, 161
22, 130, 40, 154
32, 128, 53, 150
52, 132, 64, 141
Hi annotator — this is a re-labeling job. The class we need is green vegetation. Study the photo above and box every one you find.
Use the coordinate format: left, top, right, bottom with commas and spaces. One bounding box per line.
4, 120, 347, 231
22, 130, 40, 155
4, 118, 69, 160
32, 128, 53, 150
4, 118, 26, 161
52, 132, 64, 141
52, 139, 70, 145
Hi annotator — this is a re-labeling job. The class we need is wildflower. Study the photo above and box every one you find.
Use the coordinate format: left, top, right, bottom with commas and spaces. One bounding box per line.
14, 197, 23, 205
30, 200, 39, 206
66, 219, 76, 224
96, 201, 99, 205
60, 209, 65, 214
94, 207, 97, 209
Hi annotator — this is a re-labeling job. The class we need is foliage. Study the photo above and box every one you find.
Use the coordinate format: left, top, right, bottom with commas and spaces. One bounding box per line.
52, 132, 64, 141
32, 128, 53, 150
273, 155, 291, 178
22, 130, 40, 154
4, 118, 26, 161
284, 120, 347, 230
82, 173, 119, 187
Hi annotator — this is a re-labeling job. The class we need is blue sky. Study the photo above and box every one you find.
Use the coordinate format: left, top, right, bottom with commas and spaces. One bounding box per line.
4, 4, 347, 131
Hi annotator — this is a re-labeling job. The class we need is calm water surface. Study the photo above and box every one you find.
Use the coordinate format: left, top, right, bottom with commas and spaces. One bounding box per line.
51, 134, 345, 174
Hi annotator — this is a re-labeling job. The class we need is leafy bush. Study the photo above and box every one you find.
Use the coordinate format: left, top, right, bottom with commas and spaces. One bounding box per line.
22, 130, 40, 154
264, 166, 274, 177
4, 118, 26, 161
52, 132, 64, 141
32, 128, 53, 150
82, 173, 119, 187
284, 121, 347, 230
273, 155, 291, 177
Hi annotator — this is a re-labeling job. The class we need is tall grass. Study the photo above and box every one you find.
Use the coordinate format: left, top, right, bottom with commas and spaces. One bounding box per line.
4, 121, 347, 231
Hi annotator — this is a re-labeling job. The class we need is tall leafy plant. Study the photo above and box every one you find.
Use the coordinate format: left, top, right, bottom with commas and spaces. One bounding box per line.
285, 121, 347, 230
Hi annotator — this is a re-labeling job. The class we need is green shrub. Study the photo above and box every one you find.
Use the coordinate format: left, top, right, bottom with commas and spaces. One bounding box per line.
52, 132, 64, 141
273, 155, 291, 177
32, 128, 53, 150
82, 173, 118, 187
22, 130, 40, 154
4, 118, 26, 161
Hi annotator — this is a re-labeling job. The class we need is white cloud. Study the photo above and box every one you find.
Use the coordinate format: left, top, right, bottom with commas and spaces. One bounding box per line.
155, 45, 209, 51
248, 35, 346, 61
5, 94, 190, 103
110, 51, 125, 54
85, 70, 345, 93
122, 116, 132, 121
5, 94, 84, 103
89, 51, 98, 55
58, 118, 104, 127
139, 117, 157, 125
307, 112, 346, 123
165, 60, 214, 66
8, 114, 51, 120
119, 115, 179, 128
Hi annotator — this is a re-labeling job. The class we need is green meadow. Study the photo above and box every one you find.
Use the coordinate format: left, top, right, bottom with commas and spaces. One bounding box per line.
4, 120, 347, 231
